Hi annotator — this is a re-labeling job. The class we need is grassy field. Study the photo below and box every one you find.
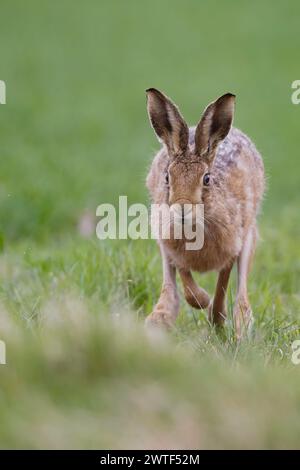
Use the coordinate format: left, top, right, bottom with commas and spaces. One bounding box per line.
0, 0, 300, 449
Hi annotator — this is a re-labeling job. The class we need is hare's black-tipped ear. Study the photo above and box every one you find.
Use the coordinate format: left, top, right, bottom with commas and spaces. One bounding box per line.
146, 88, 189, 157
195, 93, 235, 160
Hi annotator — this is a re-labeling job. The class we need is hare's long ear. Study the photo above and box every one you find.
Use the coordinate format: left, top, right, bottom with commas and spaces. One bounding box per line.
146, 88, 189, 158
195, 93, 235, 161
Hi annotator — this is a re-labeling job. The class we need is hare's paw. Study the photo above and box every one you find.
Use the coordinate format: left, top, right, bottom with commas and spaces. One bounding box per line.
184, 288, 210, 310
145, 310, 176, 330
233, 300, 254, 340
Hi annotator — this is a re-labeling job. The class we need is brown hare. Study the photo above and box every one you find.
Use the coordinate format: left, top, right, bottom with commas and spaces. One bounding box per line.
145, 88, 265, 338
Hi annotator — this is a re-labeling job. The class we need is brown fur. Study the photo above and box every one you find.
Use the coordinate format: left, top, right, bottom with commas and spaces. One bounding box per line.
145, 89, 265, 338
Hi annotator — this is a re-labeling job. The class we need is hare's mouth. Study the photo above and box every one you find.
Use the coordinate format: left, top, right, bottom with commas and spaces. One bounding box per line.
170, 203, 202, 226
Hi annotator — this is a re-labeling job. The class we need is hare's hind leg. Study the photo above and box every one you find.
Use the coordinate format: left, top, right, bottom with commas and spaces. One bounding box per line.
145, 244, 179, 329
234, 225, 256, 338
208, 262, 234, 327
179, 269, 210, 310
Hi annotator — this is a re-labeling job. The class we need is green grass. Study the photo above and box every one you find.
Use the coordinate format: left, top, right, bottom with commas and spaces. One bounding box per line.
0, 0, 300, 449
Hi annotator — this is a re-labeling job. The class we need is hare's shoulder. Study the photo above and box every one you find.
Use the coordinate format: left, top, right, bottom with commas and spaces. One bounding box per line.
214, 127, 263, 173
187, 126, 262, 172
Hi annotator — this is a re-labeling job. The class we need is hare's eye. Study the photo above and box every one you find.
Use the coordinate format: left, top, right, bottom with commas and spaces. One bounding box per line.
165, 172, 169, 185
203, 173, 210, 186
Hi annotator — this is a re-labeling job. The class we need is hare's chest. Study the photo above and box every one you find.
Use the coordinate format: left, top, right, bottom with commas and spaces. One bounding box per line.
163, 225, 241, 273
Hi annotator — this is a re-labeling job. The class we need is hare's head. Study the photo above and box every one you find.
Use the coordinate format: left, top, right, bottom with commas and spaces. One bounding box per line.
146, 88, 235, 215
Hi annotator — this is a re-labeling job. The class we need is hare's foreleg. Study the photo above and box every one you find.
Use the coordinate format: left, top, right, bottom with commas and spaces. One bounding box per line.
145, 245, 179, 329
179, 269, 210, 310
234, 225, 256, 338
208, 262, 234, 326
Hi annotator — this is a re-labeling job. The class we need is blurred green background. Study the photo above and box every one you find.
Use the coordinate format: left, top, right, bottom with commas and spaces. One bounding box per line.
0, 0, 300, 449
0, 0, 299, 240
